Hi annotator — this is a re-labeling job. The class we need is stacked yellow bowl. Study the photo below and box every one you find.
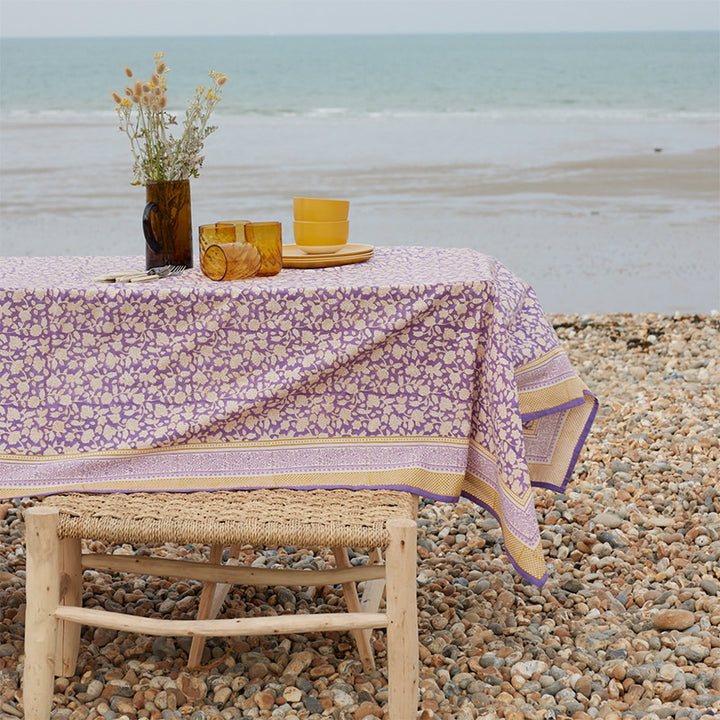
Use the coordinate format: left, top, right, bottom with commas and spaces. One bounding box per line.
293, 197, 349, 254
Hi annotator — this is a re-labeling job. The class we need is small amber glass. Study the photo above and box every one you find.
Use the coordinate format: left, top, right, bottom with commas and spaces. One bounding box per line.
198, 221, 249, 268
245, 221, 282, 276
202, 242, 261, 281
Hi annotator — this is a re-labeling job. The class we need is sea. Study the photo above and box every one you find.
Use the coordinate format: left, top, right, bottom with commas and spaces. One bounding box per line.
1, 33, 718, 313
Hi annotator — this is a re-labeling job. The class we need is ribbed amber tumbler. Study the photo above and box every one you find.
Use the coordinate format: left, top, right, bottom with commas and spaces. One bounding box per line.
198, 221, 249, 265
202, 242, 261, 281
245, 221, 282, 276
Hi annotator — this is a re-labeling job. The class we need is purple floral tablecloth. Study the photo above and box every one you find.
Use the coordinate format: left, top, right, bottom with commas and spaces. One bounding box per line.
0, 247, 596, 586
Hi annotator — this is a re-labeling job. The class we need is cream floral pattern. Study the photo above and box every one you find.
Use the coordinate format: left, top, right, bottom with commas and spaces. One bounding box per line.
0, 248, 596, 585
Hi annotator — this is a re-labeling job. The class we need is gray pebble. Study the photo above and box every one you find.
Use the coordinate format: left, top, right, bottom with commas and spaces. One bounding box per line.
480, 653, 503, 668
561, 700, 586, 715
541, 680, 565, 696
303, 696, 323, 714
677, 710, 705, 720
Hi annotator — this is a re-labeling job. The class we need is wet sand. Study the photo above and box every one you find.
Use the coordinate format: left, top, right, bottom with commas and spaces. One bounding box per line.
1, 116, 718, 314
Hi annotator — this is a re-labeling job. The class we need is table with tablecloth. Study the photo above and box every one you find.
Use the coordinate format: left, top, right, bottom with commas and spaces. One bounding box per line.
0, 246, 597, 586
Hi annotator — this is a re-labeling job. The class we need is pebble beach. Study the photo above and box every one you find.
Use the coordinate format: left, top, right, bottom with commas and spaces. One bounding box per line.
0, 312, 719, 720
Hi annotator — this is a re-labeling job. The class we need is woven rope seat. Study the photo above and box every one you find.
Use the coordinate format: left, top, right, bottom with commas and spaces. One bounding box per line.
43, 488, 418, 550
26, 488, 421, 718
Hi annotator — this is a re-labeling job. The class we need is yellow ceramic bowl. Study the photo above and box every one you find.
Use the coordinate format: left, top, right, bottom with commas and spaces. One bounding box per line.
293, 197, 349, 222
293, 220, 349, 254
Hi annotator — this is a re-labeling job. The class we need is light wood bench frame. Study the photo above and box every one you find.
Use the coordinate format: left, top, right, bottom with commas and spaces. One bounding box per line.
22, 489, 419, 719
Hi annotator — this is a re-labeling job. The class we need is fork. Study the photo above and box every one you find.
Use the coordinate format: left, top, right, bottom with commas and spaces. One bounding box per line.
94, 264, 187, 283
148, 264, 186, 278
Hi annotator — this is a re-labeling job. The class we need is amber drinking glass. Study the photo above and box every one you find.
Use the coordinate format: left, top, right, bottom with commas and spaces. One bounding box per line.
245, 221, 282, 276
198, 221, 248, 264
202, 242, 262, 281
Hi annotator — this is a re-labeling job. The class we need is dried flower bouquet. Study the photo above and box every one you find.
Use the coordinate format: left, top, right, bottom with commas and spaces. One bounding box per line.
112, 52, 227, 185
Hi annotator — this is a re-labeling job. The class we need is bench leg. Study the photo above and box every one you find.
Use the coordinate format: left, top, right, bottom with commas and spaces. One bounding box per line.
361, 548, 386, 613
24, 507, 60, 720
56, 536, 82, 676
386, 518, 418, 719
332, 547, 376, 672
188, 544, 240, 668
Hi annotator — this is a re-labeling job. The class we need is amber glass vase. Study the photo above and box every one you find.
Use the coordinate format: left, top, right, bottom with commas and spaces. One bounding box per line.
143, 179, 193, 270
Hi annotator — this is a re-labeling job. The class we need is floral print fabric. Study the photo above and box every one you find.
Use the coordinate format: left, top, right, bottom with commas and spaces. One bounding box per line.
0, 247, 596, 585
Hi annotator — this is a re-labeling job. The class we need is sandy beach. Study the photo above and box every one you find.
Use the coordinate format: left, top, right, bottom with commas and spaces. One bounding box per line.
1, 312, 718, 719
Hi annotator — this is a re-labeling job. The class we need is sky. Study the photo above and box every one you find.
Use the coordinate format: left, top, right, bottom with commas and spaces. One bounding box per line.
0, 0, 718, 37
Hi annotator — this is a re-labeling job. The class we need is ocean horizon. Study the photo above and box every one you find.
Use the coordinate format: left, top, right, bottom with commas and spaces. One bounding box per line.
2, 32, 718, 119
1, 32, 718, 314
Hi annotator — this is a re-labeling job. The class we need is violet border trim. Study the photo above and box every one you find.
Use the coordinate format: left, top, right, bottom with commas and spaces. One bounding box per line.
459, 489, 547, 588
0, 436, 469, 480
520, 394, 588, 423
532, 390, 599, 494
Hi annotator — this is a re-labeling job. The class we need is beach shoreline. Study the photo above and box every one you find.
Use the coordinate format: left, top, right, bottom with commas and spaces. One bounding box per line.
1, 114, 718, 315
0, 311, 718, 719
3, 29, 718, 314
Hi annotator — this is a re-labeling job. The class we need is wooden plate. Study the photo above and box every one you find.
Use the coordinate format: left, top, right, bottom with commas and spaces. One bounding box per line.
282, 244, 374, 268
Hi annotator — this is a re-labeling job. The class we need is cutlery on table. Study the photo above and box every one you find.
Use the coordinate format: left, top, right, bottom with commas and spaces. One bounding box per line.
93, 265, 186, 283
